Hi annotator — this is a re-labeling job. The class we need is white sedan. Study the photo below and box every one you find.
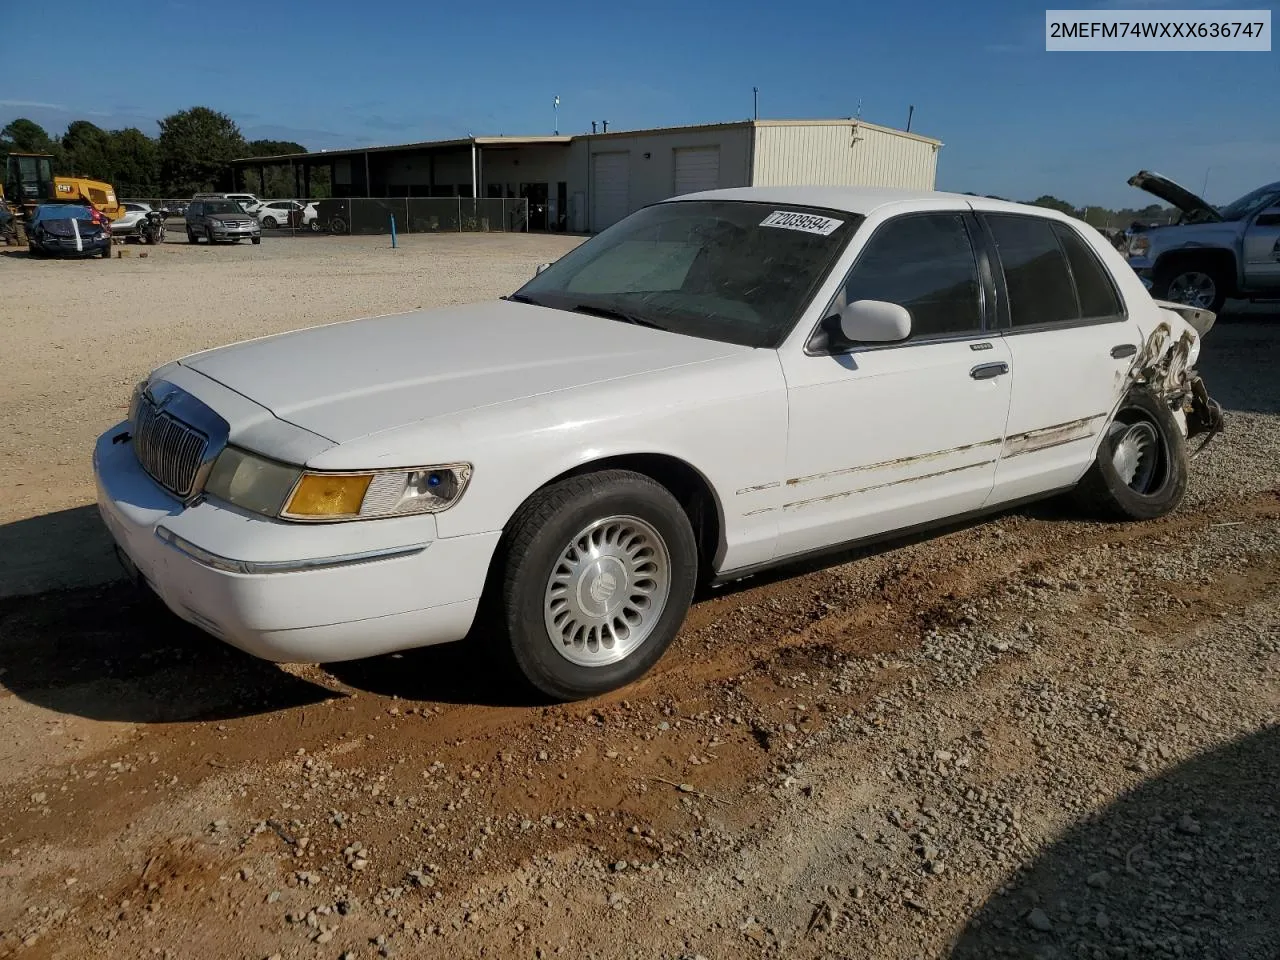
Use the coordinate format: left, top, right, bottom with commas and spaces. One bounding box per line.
93, 187, 1223, 700
256, 200, 303, 228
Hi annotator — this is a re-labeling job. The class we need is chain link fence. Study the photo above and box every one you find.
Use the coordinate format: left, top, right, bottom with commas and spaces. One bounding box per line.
121, 196, 529, 237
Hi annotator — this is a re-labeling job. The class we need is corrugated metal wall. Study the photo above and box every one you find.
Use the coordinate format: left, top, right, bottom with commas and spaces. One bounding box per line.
750, 122, 939, 190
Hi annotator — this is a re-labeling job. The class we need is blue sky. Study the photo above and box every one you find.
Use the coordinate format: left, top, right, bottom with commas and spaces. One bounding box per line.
3, 0, 1274, 208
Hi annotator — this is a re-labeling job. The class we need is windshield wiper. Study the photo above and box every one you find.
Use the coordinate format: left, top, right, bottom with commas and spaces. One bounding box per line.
504, 292, 541, 305
569, 303, 668, 331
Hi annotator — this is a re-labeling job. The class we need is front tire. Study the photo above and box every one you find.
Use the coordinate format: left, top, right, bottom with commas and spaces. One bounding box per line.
205, 226, 215, 244
1073, 388, 1188, 521
1152, 261, 1228, 314
498, 470, 698, 701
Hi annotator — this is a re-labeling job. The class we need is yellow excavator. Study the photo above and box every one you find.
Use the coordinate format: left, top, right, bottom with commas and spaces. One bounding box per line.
1, 153, 124, 244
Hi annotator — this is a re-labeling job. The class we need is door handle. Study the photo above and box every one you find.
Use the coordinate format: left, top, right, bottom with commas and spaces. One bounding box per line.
970, 362, 1009, 380
1110, 344, 1137, 359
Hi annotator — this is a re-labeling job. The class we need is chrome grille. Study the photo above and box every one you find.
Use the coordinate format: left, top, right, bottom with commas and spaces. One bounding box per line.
134, 400, 209, 498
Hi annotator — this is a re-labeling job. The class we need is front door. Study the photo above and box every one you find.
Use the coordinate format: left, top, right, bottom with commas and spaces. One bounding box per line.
776, 211, 1012, 558
979, 213, 1142, 503
1243, 202, 1280, 290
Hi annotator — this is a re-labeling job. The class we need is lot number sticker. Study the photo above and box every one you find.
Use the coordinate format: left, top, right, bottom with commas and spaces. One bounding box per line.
759, 210, 845, 235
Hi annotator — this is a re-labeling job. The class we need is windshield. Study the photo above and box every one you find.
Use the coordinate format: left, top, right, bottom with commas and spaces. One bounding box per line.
33, 204, 93, 222
1218, 184, 1280, 221
513, 200, 860, 349
203, 201, 241, 215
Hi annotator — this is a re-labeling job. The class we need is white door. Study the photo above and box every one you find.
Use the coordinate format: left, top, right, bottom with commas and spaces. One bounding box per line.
1243, 201, 1280, 289
776, 212, 1012, 558
982, 213, 1143, 503
591, 152, 630, 232
673, 146, 720, 196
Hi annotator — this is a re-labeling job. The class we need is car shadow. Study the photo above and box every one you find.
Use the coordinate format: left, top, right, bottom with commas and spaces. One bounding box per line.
948, 725, 1280, 959
0, 506, 338, 724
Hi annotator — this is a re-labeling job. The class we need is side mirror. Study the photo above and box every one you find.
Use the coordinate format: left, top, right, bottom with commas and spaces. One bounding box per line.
534, 261, 553, 276
838, 299, 912, 343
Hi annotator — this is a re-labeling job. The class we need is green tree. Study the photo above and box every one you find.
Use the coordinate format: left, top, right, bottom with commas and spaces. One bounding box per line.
158, 106, 246, 194
61, 120, 112, 179
108, 128, 160, 196
1, 117, 59, 154
1029, 194, 1078, 217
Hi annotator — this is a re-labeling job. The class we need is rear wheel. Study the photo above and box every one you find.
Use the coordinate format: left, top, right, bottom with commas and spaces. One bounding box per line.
497, 470, 698, 701
1073, 388, 1188, 521
262, 216, 278, 228
330, 215, 347, 235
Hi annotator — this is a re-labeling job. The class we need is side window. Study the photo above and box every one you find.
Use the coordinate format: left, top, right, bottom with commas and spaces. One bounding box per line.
188, 203, 201, 216
837, 213, 983, 340
1052, 223, 1123, 319
986, 215, 1078, 326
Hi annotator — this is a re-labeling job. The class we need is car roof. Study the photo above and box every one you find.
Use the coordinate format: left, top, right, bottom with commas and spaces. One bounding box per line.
665, 185, 1069, 221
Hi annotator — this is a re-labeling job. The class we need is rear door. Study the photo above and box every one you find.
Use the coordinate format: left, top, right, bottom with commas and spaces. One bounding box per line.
979, 213, 1141, 502
776, 210, 1013, 557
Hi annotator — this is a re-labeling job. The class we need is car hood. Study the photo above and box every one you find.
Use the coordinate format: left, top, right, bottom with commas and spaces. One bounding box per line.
1127, 170, 1221, 222
178, 300, 748, 444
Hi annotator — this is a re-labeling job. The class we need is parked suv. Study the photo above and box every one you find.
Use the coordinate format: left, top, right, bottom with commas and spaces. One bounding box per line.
1125, 170, 1280, 313
186, 199, 263, 245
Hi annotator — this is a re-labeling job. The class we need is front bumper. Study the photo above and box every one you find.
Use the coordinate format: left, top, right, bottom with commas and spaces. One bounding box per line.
208, 222, 260, 239
1126, 256, 1155, 290
35, 235, 110, 256
93, 424, 501, 663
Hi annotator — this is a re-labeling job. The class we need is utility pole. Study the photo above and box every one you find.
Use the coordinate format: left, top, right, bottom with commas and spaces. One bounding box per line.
753, 86, 759, 120
906, 104, 914, 132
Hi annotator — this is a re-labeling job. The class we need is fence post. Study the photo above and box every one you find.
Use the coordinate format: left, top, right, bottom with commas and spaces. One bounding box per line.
457, 196, 461, 232
390, 214, 397, 248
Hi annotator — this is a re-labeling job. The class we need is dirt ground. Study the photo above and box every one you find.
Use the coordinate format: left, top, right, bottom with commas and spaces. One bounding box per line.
0, 235, 1277, 960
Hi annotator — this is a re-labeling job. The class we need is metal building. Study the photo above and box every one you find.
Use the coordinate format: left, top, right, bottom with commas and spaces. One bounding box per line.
232, 118, 942, 234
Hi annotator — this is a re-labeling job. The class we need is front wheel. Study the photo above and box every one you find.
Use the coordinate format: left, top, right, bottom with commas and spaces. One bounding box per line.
1073, 388, 1188, 521
251, 236, 261, 245
497, 470, 699, 700
1153, 262, 1228, 314
205, 227, 215, 244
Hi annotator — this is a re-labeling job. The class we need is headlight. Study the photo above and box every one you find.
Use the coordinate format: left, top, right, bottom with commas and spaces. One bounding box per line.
205, 447, 303, 517
282, 464, 472, 520
1127, 234, 1150, 258
204, 446, 471, 522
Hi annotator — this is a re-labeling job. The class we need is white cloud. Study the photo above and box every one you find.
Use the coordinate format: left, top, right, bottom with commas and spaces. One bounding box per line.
0, 99, 67, 111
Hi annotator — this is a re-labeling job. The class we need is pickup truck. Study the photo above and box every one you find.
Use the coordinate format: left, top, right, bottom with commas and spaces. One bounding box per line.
1125, 171, 1280, 313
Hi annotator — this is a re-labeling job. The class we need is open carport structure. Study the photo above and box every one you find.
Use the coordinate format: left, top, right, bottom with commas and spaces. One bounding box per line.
231, 118, 943, 233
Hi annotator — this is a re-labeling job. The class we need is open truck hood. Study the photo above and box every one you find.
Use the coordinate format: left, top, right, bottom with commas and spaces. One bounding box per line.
1128, 170, 1221, 223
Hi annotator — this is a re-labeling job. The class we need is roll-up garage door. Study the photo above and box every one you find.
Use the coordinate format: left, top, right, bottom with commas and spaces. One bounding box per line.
673, 146, 720, 196
591, 152, 630, 232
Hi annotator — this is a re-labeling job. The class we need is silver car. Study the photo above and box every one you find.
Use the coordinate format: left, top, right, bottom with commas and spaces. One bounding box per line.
185, 199, 263, 245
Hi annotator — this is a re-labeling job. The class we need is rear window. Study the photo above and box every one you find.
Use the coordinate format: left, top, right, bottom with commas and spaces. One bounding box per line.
1052, 223, 1123, 319
987, 214, 1125, 327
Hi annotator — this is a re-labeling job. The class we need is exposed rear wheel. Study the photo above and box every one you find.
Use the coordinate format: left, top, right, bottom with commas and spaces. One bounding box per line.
263, 216, 278, 228
1073, 388, 1188, 521
497, 470, 698, 700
